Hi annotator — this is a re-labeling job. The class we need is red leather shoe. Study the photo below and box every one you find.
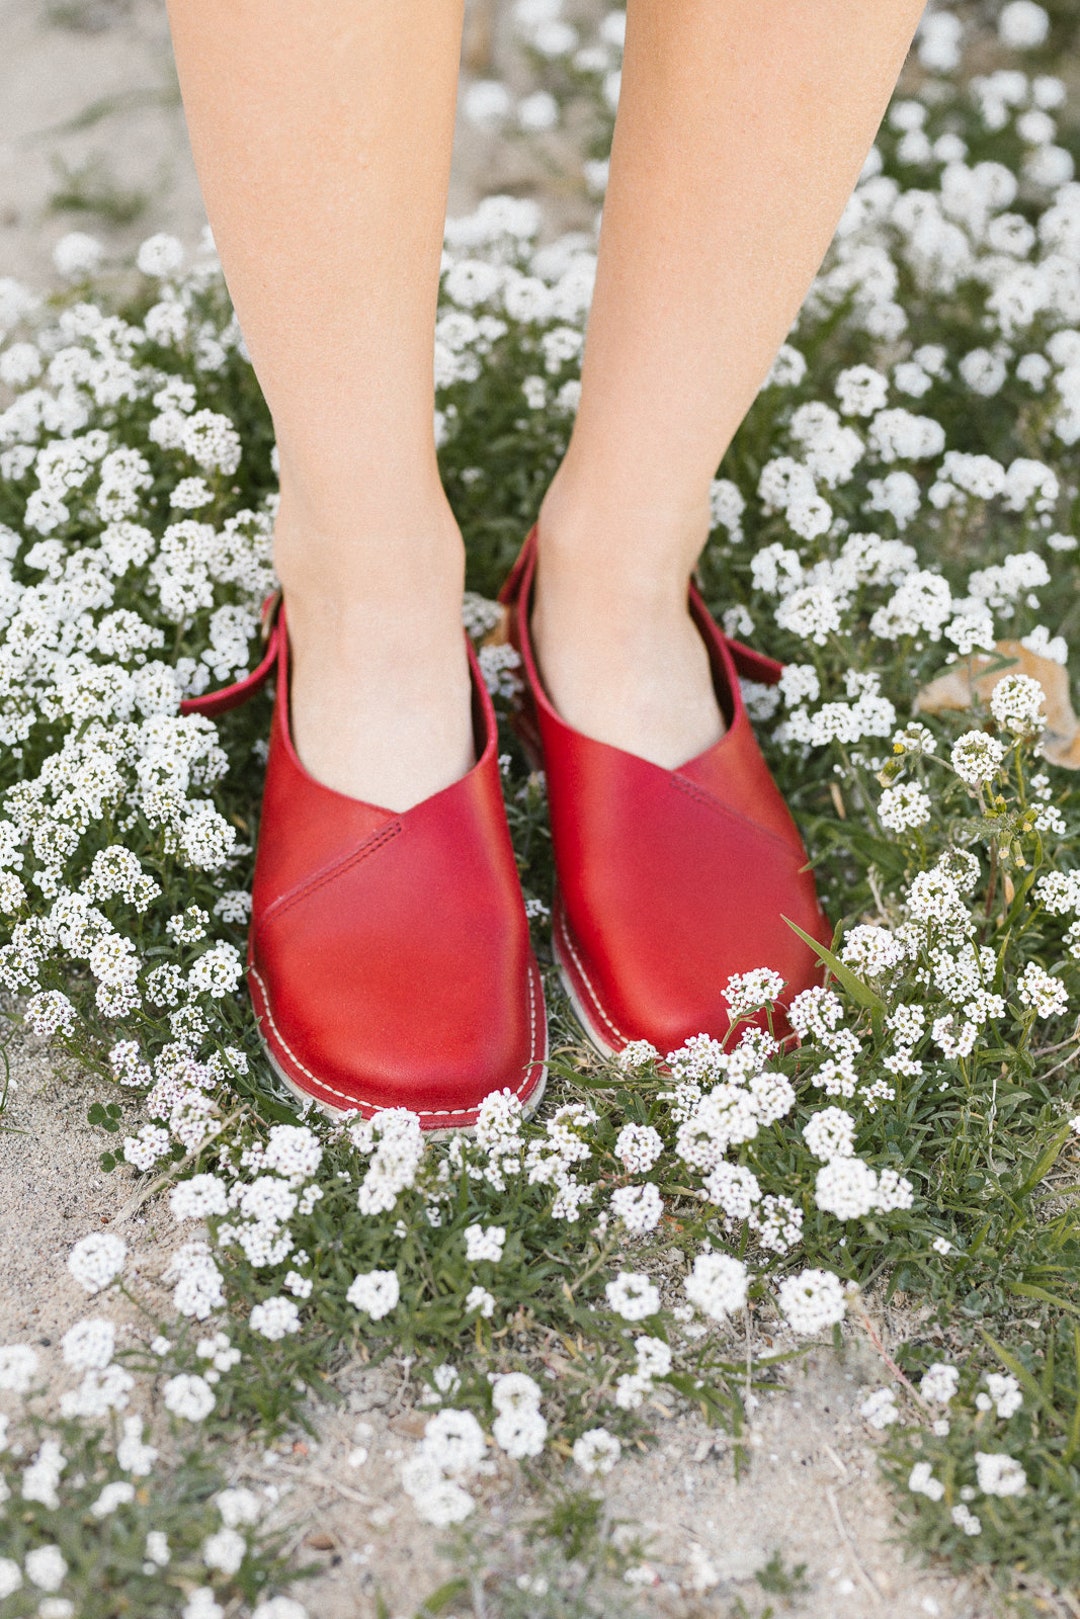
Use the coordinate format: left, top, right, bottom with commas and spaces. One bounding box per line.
182, 597, 548, 1129
497, 526, 829, 1057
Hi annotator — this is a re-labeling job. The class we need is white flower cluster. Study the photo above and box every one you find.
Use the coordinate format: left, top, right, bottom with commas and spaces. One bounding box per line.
349, 1109, 425, 1215
400, 1408, 487, 1526
684, 1252, 748, 1321
524, 1102, 597, 1221
614, 1335, 673, 1412
490, 1371, 547, 1458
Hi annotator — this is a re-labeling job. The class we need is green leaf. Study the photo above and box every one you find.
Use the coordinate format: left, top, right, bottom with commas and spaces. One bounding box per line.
1005, 1281, 1080, 1320
1017, 1125, 1072, 1198
99, 1151, 116, 1172
413, 1578, 469, 1617
781, 917, 885, 1012
1065, 1328, 1080, 1465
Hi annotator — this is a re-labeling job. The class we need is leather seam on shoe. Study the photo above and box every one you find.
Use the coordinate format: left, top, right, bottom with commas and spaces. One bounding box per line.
248, 957, 544, 1121
668, 773, 798, 857
260, 821, 403, 926
554, 901, 630, 1046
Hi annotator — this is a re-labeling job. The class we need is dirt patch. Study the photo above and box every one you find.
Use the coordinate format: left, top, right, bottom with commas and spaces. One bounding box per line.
2, 1044, 999, 1619
0, 0, 596, 292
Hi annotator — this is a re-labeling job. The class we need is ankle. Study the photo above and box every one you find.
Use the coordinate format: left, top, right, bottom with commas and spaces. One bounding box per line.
535, 467, 711, 613
274, 479, 465, 614
275, 504, 466, 662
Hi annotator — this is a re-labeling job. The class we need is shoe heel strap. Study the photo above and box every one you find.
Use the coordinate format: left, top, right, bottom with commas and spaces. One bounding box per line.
723, 635, 784, 688
497, 524, 538, 607
180, 590, 283, 717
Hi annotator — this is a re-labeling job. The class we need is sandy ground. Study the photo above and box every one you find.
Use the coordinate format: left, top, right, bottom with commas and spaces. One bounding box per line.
0, 0, 596, 291
2, 1045, 1005, 1619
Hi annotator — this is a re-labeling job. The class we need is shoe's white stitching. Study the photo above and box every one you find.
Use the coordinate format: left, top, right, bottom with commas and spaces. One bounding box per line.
553, 898, 629, 1046
248, 956, 544, 1121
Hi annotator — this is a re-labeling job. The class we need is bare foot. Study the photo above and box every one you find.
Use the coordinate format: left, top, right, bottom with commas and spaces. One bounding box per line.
529, 543, 727, 771
275, 519, 475, 814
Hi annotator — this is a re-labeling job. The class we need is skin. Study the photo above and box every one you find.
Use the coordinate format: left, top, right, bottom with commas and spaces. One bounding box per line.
165, 0, 927, 811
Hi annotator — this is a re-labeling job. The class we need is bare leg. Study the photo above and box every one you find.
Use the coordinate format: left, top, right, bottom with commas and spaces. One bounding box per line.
165, 0, 471, 813
533, 0, 926, 769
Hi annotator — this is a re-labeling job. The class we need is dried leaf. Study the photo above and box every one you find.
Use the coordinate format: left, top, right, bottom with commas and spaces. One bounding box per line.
480, 602, 511, 648
914, 640, 1080, 769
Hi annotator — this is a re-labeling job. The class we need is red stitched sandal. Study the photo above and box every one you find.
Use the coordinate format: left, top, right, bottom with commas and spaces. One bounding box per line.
183, 595, 548, 1130
497, 526, 829, 1057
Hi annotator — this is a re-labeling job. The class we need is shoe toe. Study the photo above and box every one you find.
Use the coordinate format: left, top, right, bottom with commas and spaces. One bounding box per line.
500, 524, 829, 1059
551, 750, 827, 1055
247, 625, 546, 1129
250, 788, 547, 1125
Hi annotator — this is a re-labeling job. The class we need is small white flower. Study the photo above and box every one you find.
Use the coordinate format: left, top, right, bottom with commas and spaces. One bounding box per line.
215, 1487, 262, 1527
249, 1297, 301, 1341
464, 1224, 506, 1263
25, 1546, 68, 1591
984, 1372, 1023, 1419
878, 781, 932, 833
462, 79, 512, 127
572, 1428, 621, 1476
952, 1502, 982, 1536
163, 1372, 216, 1422
61, 1318, 115, 1371
605, 1271, 661, 1322
183, 1587, 224, 1619
202, 1526, 247, 1576
990, 673, 1045, 738
22, 1440, 66, 1508
908, 1461, 944, 1501
683, 1253, 748, 1321
998, 0, 1049, 48
464, 1285, 496, 1318
814, 1157, 878, 1220
0, 1344, 38, 1393
1017, 962, 1068, 1018
610, 1181, 664, 1234
860, 1388, 900, 1429
346, 1269, 400, 1320
803, 1107, 857, 1162
920, 1362, 959, 1405
53, 231, 104, 280
951, 731, 1007, 787
493, 1405, 548, 1458
67, 1231, 126, 1293
975, 1451, 1027, 1496
117, 1415, 157, 1476
613, 1122, 663, 1173
91, 1479, 136, 1518
776, 1268, 847, 1335
137, 232, 185, 278
144, 1532, 170, 1567
722, 967, 786, 1020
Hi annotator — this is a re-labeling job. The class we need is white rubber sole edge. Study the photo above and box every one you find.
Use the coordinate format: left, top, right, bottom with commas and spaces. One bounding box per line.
255, 1000, 550, 1142
550, 926, 621, 1062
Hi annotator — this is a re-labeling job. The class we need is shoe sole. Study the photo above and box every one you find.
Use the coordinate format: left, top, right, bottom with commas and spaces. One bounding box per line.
550, 896, 624, 1063
250, 968, 551, 1141
507, 702, 624, 1067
